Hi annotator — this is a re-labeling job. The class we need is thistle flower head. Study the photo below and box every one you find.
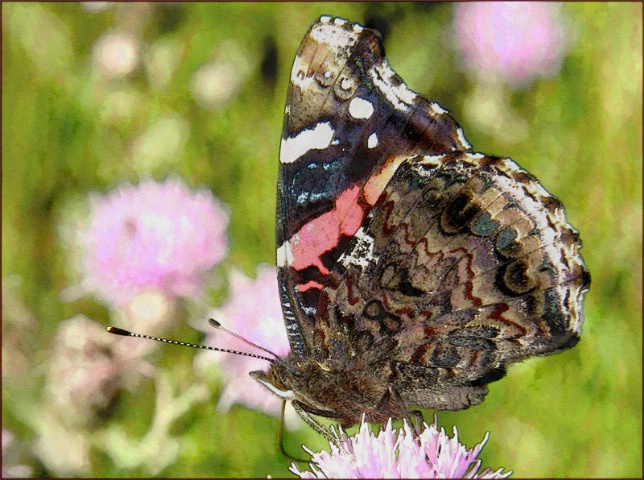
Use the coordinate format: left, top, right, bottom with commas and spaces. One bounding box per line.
454, 2, 570, 87
79, 176, 229, 307
290, 417, 511, 479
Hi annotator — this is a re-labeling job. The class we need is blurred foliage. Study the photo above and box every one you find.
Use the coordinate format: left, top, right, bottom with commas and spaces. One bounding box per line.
2, 2, 641, 478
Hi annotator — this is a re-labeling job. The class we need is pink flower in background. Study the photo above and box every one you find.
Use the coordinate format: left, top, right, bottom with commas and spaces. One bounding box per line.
3, 430, 33, 478
46, 315, 139, 425
290, 417, 511, 479
194, 264, 290, 417
80, 176, 229, 307
453, 3, 571, 87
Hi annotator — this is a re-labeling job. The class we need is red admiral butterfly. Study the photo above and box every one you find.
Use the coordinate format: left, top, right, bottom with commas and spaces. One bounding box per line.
249, 16, 590, 440
107, 15, 590, 446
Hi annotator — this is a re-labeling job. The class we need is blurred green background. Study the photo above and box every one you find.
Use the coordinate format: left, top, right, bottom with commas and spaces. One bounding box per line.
2, 2, 641, 478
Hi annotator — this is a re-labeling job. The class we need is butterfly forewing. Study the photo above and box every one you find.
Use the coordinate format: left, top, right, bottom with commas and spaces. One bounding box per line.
276, 16, 471, 359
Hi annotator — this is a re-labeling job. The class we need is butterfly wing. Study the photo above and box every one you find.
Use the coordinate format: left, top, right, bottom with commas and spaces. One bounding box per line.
316, 151, 590, 409
277, 16, 471, 359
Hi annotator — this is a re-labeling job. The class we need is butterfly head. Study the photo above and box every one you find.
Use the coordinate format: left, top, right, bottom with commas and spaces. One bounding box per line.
249, 362, 295, 400
250, 354, 347, 421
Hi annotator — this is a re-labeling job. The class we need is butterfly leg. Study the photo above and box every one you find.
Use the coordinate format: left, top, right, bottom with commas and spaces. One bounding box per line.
292, 400, 341, 447
406, 409, 424, 431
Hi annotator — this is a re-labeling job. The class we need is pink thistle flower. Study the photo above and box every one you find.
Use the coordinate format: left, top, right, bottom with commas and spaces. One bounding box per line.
80, 176, 229, 307
453, 3, 571, 87
194, 264, 291, 418
290, 417, 511, 479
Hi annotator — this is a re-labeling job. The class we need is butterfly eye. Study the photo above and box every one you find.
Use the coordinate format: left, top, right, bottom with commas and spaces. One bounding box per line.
268, 367, 289, 391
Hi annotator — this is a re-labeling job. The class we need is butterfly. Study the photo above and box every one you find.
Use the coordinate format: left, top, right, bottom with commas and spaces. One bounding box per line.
248, 15, 591, 440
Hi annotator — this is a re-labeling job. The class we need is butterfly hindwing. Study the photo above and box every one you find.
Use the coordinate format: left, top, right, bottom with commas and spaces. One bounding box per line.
315, 151, 589, 407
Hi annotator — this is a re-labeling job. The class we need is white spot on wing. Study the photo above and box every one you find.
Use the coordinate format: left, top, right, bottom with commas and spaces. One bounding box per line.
291, 55, 314, 91
341, 77, 353, 90
311, 22, 357, 48
421, 154, 448, 164
457, 126, 472, 149
276, 241, 294, 266
296, 190, 327, 204
280, 122, 335, 164
302, 305, 316, 316
368, 61, 417, 111
429, 102, 448, 115
349, 97, 375, 119
339, 226, 377, 269
368, 132, 378, 149
414, 154, 448, 176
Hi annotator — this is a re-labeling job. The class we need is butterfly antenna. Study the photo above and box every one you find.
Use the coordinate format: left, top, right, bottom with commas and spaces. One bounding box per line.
106, 326, 274, 363
208, 318, 278, 358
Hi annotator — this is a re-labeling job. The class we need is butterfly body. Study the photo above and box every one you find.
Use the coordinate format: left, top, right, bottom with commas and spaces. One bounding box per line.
253, 332, 492, 428
252, 16, 590, 435
254, 350, 404, 426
